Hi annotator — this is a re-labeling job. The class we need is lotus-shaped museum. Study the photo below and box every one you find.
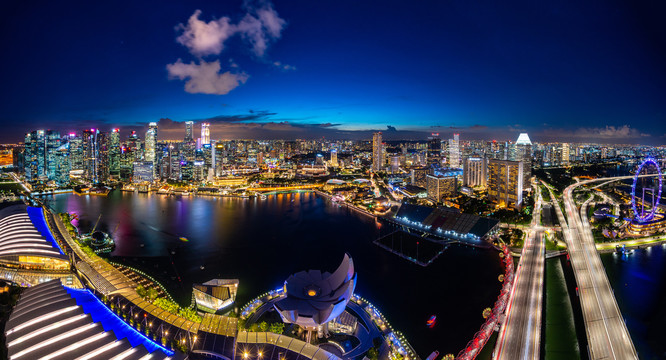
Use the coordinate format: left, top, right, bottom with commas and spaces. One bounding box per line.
274, 253, 357, 328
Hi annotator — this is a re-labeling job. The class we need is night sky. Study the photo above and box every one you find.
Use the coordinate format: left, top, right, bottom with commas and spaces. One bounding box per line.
1, 1, 666, 143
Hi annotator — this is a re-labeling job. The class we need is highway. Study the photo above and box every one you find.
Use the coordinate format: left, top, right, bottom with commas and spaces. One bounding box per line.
494, 185, 545, 360
562, 175, 639, 359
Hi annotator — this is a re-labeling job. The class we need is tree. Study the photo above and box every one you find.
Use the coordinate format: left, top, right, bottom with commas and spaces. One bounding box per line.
269, 322, 285, 334
259, 321, 269, 332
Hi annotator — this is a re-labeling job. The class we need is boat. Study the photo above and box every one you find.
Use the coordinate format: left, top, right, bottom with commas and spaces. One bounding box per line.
425, 350, 439, 360
426, 315, 436, 328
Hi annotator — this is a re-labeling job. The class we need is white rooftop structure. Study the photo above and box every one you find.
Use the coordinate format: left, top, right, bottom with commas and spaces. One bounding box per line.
516, 133, 532, 145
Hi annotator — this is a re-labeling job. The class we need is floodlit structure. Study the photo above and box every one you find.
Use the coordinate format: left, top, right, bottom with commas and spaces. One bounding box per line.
202, 122, 210, 145
463, 156, 487, 188
193, 279, 239, 313
448, 133, 460, 168
4, 280, 176, 359
372, 132, 383, 172
488, 159, 523, 209
274, 253, 357, 329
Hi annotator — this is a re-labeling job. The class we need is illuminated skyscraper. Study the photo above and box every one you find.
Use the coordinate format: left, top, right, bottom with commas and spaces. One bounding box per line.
427, 133, 441, 159
463, 156, 487, 188
109, 128, 121, 179
201, 122, 210, 145
145, 122, 157, 162
561, 143, 570, 165
515, 133, 532, 190
372, 132, 383, 172
448, 133, 460, 168
185, 121, 194, 142
330, 149, 338, 167
426, 174, 457, 202
488, 159, 523, 209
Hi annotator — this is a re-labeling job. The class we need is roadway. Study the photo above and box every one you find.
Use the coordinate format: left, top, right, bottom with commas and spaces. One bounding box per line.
494, 185, 545, 360
562, 175, 639, 359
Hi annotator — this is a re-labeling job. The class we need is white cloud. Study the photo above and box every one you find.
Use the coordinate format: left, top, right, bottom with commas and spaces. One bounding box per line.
237, 3, 286, 57
175, 3, 286, 58
575, 125, 648, 138
176, 10, 235, 57
167, 59, 249, 95
273, 61, 296, 71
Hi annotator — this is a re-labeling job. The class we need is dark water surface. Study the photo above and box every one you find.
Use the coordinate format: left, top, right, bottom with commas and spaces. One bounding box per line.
601, 247, 666, 359
47, 191, 503, 357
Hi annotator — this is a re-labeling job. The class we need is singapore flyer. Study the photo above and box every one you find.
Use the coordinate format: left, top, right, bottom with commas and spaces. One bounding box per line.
631, 158, 663, 223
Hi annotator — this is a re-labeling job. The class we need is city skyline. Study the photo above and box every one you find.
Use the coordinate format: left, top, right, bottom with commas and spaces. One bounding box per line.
2, 1, 666, 144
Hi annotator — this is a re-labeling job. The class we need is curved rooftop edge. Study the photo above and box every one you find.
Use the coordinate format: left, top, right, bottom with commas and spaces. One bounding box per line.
4, 279, 179, 360
0, 204, 66, 260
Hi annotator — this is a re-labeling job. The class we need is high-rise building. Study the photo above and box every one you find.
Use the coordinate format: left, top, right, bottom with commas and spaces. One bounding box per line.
330, 149, 338, 167
68, 133, 84, 173
390, 155, 400, 173
515, 133, 532, 190
463, 156, 487, 188
372, 132, 383, 172
145, 122, 157, 162
45, 130, 60, 181
411, 167, 430, 188
81, 129, 108, 183
201, 123, 210, 145
426, 174, 457, 202
561, 143, 570, 165
24, 130, 44, 181
109, 129, 121, 179
427, 133, 441, 159
54, 143, 70, 186
448, 133, 460, 168
488, 159, 523, 209
185, 121, 194, 142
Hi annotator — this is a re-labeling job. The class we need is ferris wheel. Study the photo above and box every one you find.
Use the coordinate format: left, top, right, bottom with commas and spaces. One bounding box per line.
631, 158, 663, 223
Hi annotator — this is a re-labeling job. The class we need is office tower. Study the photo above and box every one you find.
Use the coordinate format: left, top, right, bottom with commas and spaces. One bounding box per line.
201, 122, 210, 145
372, 132, 383, 172
330, 149, 338, 167
68, 133, 84, 172
109, 128, 121, 179
145, 122, 157, 162
515, 133, 532, 190
96, 131, 109, 183
463, 156, 487, 188
390, 155, 400, 173
561, 143, 570, 165
45, 130, 60, 181
410, 167, 430, 187
448, 133, 460, 168
126, 131, 142, 161
82, 129, 99, 183
426, 174, 457, 202
427, 133, 441, 159
185, 121, 194, 142
488, 159, 523, 209
54, 143, 70, 186
119, 146, 134, 181
23, 131, 42, 181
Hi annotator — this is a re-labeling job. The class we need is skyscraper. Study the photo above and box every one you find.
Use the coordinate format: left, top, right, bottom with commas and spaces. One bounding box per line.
515, 133, 532, 190
109, 129, 121, 179
82, 129, 99, 183
488, 159, 523, 209
185, 121, 194, 142
145, 122, 157, 162
426, 174, 457, 202
561, 143, 570, 165
372, 132, 383, 172
463, 156, 487, 188
427, 133, 441, 159
45, 130, 61, 181
201, 122, 210, 145
448, 133, 460, 168
330, 149, 338, 167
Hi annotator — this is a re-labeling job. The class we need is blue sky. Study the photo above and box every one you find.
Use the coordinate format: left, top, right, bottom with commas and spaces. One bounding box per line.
1, 1, 665, 143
